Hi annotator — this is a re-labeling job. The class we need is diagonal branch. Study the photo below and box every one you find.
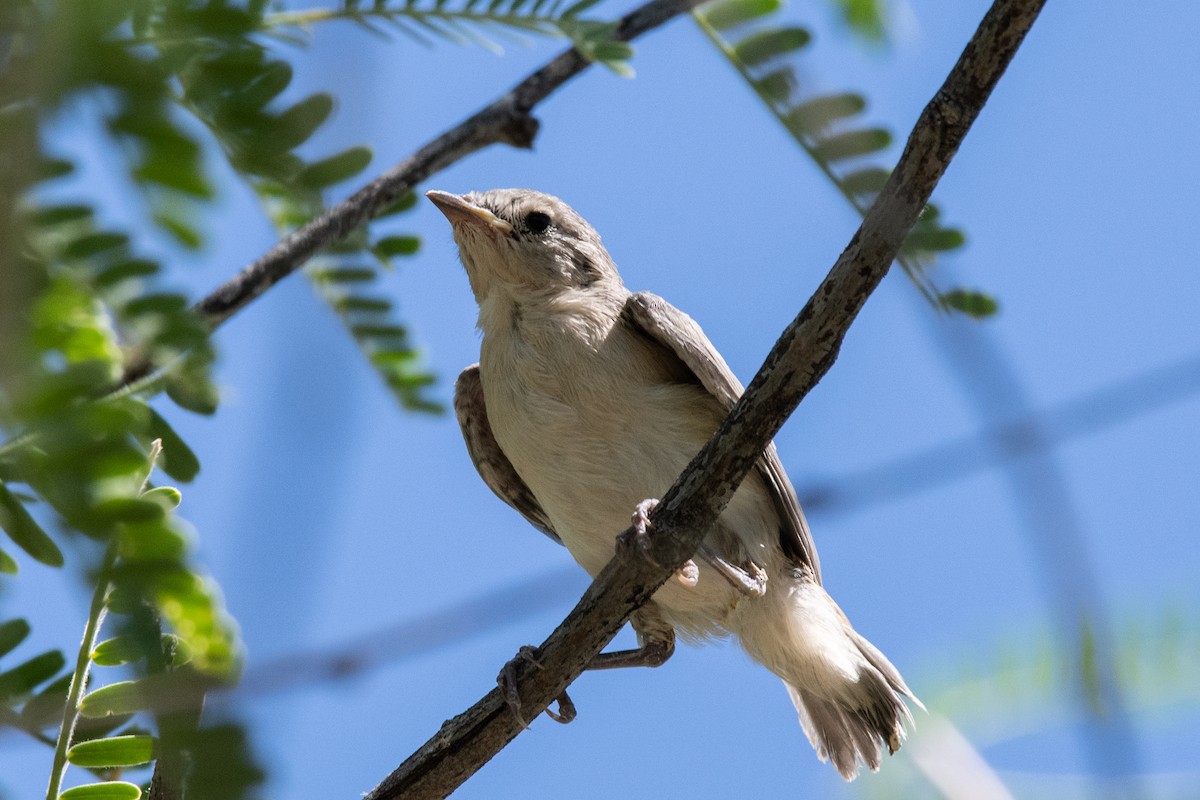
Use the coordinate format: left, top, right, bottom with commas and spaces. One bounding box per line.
118, 0, 708, 386
364, 0, 1048, 797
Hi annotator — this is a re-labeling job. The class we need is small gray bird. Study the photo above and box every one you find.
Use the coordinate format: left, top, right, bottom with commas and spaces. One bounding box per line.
428, 187, 920, 779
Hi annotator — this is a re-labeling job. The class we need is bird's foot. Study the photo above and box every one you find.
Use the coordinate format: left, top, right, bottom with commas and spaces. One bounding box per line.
620, 499, 697, 586
697, 545, 768, 597
496, 645, 576, 726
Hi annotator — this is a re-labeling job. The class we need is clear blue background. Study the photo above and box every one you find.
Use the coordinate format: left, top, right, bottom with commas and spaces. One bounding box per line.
5, 0, 1199, 797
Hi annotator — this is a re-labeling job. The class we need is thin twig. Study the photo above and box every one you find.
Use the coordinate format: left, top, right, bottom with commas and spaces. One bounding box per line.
118, 0, 708, 387
364, 0, 1048, 797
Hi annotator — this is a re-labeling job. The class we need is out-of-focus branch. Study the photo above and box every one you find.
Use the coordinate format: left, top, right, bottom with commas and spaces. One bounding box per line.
117, 0, 709, 386
365, 1, 1049, 797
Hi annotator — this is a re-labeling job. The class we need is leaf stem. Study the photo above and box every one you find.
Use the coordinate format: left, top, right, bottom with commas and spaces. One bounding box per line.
45, 540, 119, 800
691, 9, 942, 304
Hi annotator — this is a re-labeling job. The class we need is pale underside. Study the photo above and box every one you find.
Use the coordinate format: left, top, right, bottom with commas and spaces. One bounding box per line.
456, 290, 818, 641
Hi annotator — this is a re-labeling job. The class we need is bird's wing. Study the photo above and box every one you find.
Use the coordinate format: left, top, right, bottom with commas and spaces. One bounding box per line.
621, 292, 821, 580
454, 364, 562, 545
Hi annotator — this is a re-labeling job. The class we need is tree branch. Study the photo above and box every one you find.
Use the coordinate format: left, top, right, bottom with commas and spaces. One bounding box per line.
118, 0, 708, 386
363, 0, 1048, 797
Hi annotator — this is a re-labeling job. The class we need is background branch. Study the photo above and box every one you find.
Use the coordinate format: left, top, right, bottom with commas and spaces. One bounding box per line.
365, 0, 1048, 797
118, 0, 707, 386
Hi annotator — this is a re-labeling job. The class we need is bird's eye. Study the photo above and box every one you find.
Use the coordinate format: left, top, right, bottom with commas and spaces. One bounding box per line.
524, 211, 552, 235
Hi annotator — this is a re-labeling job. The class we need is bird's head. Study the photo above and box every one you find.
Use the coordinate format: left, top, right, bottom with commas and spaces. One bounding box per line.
426, 189, 622, 306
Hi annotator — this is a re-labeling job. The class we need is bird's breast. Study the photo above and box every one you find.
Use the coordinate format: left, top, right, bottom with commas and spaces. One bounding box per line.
479, 322, 724, 576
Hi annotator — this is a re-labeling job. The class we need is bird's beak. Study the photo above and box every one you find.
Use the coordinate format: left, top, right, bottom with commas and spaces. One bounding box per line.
426, 190, 513, 237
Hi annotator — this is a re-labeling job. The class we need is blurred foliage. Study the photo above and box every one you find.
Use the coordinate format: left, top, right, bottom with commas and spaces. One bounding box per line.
853, 603, 1200, 799
268, 0, 634, 75
1, 0, 641, 793
694, 0, 996, 316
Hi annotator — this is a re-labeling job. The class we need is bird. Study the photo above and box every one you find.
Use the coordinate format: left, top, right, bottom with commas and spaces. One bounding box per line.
427, 187, 920, 779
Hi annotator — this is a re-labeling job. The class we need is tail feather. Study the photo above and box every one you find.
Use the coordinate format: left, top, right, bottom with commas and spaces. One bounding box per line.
734, 576, 922, 780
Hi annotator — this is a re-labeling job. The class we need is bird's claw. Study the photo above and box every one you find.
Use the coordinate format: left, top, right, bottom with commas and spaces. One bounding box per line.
619, 498, 699, 586
496, 645, 576, 727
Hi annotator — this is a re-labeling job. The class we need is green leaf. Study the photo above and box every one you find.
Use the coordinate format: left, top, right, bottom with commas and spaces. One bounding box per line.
142, 486, 183, 510
237, 60, 294, 110
835, 0, 886, 41
732, 27, 811, 66
68, 735, 156, 768
840, 166, 890, 196
701, 0, 781, 31
784, 92, 866, 135
145, 408, 200, 482
904, 226, 966, 252
0, 650, 66, 704
165, 365, 219, 416
95, 259, 159, 288
296, 147, 373, 189
117, 521, 188, 562
92, 498, 166, 526
80, 680, 150, 718
153, 212, 204, 250
310, 266, 377, 284
29, 204, 94, 227
91, 635, 144, 667
0, 547, 16, 574
562, 0, 604, 16
373, 235, 421, 257
0, 619, 31, 659
350, 324, 408, 340
64, 232, 129, 261
39, 158, 75, 180
122, 293, 188, 318
20, 674, 72, 728
941, 289, 999, 319
334, 296, 392, 314
754, 68, 794, 102
274, 93, 335, 151
59, 781, 142, 800
0, 482, 64, 567
809, 127, 891, 162
376, 192, 417, 217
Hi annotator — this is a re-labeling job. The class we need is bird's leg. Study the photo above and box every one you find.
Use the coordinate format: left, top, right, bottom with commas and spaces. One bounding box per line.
587, 605, 676, 671
622, 498, 699, 588
496, 645, 577, 726
696, 544, 768, 597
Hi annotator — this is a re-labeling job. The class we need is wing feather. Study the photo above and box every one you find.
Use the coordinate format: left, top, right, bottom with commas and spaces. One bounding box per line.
620, 292, 821, 580
454, 364, 561, 544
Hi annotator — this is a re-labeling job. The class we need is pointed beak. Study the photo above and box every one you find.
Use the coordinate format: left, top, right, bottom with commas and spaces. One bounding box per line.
426, 190, 513, 237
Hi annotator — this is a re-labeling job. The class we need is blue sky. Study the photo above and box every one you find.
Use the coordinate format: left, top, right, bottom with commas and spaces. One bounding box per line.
5, 0, 1200, 797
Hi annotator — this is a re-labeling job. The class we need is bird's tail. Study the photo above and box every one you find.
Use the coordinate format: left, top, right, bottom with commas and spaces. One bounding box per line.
734, 573, 922, 780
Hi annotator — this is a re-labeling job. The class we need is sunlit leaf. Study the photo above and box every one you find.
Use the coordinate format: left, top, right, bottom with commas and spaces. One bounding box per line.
68, 735, 156, 768
701, 0, 781, 31
59, 781, 142, 800
0, 548, 16, 574
79, 680, 151, 718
